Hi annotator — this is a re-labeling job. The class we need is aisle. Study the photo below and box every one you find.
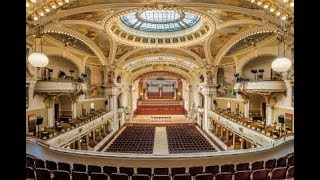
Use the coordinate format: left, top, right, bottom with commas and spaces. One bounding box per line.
153, 127, 169, 154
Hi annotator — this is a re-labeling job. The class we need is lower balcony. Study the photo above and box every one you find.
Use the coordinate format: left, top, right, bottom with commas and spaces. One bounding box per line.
34, 80, 87, 93
234, 80, 286, 94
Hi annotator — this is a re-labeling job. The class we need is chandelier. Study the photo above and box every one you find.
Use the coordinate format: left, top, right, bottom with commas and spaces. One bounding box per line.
27, 25, 49, 69
271, 21, 292, 75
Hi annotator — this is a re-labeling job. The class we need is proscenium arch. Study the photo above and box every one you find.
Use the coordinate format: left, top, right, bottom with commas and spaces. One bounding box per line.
44, 25, 108, 65
118, 54, 202, 71
116, 47, 205, 66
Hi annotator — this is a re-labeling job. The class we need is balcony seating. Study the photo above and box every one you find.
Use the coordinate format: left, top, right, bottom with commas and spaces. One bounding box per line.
204, 165, 219, 175
166, 126, 215, 153
265, 159, 276, 170
276, 157, 287, 167
103, 166, 118, 175
53, 170, 70, 180
251, 161, 264, 171
287, 166, 294, 178
91, 172, 108, 180
287, 155, 294, 167
171, 167, 186, 176
154, 168, 169, 175
252, 169, 269, 180
72, 171, 89, 180
153, 175, 171, 180
173, 174, 192, 180
73, 163, 87, 172
26, 156, 34, 168
58, 162, 71, 172
34, 159, 45, 168
137, 167, 152, 177
188, 166, 203, 176
45, 160, 58, 171
215, 172, 233, 180
88, 165, 102, 175
236, 163, 249, 171
26, 166, 35, 179
120, 167, 134, 176
270, 167, 287, 179
194, 173, 214, 180
106, 126, 155, 154
234, 170, 251, 180
35, 168, 51, 180
132, 174, 151, 180
110, 173, 129, 180
26, 153, 294, 180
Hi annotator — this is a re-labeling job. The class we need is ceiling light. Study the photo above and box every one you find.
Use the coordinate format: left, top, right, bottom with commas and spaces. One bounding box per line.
263, 3, 270, 9
290, 1, 294, 7
39, 11, 45, 17
26, 1, 30, 7
250, 0, 256, 3
281, 14, 288, 20
57, 0, 64, 6
275, 11, 281, 16
269, 6, 275, 12
31, 0, 36, 3
283, 0, 289, 2
50, 3, 57, 9
64, 0, 70, 3
44, 6, 50, 12
33, 15, 39, 21
257, 1, 263, 6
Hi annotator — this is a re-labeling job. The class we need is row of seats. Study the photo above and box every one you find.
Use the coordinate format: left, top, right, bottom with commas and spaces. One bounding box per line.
26, 153, 294, 179
166, 126, 215, 153
106, 126, 155, 154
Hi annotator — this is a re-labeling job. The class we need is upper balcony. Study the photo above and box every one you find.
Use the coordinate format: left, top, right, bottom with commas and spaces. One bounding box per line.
34, 80, 87, 94
234, 79, 286, 94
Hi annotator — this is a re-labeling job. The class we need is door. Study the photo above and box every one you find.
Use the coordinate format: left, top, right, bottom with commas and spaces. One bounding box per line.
54, 103, 59, 122
262, 103, 266, 120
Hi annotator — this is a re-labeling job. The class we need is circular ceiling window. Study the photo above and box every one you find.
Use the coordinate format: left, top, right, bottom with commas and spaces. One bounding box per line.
120, 10, 200, 32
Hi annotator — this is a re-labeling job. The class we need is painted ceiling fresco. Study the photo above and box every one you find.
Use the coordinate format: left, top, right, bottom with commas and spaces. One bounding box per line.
210, 24, 261, 57
59, 10, 108, 22
126, 48, 195, 60
188, 44, 205, 59
115, 44, 135, 59
63, 24, 110, 58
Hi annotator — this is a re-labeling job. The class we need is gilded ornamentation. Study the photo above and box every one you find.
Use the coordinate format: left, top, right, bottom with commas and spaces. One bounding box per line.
43, 95, 57, 108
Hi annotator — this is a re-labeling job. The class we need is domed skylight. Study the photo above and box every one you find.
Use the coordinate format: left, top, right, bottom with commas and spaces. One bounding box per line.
120, 10, 200, 32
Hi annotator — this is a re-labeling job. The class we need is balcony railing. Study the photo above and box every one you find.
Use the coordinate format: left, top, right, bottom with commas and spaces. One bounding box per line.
34, 81, 87, 93
234, 80, 286, 93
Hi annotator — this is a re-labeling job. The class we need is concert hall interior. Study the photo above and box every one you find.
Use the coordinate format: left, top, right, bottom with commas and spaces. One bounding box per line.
26, 0, 294, 180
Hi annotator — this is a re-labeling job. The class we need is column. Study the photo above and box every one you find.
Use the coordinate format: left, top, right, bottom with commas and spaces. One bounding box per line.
92, 130, 96, 141
266, 106, 273, 125
204, 94, 208, 131
86, 134, 89, 148
244, 102, 250, 118
225, 129, 229, 143
103, 124, 106, 134
71, 102, 77, 118
232, 133, 236, 150
208, 95, 212, 111
98, 127, 101, 137
47, 107, 54, 127
77, 139, 81, 150
240, 138, 244, 149
113, 91, 118, 131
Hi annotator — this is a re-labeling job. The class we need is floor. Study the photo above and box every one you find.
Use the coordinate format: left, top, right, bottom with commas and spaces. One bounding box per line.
153, 127, 169, 154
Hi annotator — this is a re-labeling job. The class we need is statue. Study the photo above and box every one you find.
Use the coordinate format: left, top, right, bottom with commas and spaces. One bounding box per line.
206, 70, 213, 85
91, 84, 98, 97
107, 70, 115, 85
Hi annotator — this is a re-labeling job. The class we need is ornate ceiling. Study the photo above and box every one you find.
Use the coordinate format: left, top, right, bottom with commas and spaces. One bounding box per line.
26, 0, 294, 71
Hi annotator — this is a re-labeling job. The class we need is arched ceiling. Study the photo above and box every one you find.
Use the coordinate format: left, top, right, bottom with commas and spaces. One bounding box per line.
26, 0, 293, 73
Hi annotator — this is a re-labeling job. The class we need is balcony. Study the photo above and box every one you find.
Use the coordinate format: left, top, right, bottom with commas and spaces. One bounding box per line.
34, 80, 87, 94
234, 80, 286, 94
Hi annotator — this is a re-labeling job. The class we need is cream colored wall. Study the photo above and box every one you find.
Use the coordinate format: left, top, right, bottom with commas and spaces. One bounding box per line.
26, 108, 48, 133
76, 98, 106, 116
242, 56, 275, 80
46, 56, 79, 80
89, 66, 103, 86
215, 98, 245, 114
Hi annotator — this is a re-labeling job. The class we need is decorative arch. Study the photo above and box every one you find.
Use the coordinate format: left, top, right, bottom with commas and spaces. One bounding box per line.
44, 25, 108, 65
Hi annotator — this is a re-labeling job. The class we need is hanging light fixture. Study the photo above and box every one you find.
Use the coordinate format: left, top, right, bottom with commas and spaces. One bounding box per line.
271, 27, 292, 76
27, 25, 49, 69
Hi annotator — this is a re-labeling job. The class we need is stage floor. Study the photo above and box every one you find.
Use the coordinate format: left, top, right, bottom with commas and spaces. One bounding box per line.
132, 115, 191, 124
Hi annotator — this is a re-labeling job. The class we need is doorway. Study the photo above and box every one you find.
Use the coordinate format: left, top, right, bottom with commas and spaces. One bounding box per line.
262, 102, 266, 120
54, 103, 59, 122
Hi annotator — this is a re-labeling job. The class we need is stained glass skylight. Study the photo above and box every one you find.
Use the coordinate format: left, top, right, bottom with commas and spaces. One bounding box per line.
120, 10, 200, 32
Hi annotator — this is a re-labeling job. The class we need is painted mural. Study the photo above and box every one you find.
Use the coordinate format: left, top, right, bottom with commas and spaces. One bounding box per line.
217, 66, 236, 98
64, 24, 110, 58
210, 24, 260, 57
115, 44, 134, 59
188, 44, 205, 59
59, 11, 107, 22
84, 66, 105, 98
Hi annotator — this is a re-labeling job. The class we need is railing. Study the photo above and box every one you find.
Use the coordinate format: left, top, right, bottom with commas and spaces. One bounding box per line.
34, 81, 87, 93
233, 80, 286, 92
